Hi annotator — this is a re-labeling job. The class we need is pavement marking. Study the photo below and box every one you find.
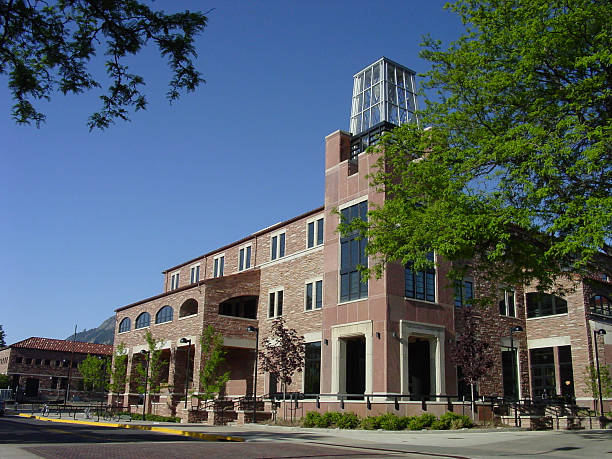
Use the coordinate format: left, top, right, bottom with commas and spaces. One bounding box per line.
16, 413, 244, 442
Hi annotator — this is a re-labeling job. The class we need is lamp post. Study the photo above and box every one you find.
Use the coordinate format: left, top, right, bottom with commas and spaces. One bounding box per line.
247, 326, 259, 423
179, 338, 192, 409
509, 326, 523, 400
593, 328, 607, 422
140, 350, 150, 420
65, 324, 77, 405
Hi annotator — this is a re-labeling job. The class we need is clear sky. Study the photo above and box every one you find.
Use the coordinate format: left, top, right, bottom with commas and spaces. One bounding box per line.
0, 1, 465, 344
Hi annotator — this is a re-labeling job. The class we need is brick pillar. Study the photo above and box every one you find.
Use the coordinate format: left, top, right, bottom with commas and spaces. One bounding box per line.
168, 347, 176, 391
553, 346, 562, 396
123, 353, 133, 407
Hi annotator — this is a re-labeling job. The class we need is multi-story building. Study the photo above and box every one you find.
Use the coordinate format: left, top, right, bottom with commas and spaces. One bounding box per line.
111, 57, 612, 420
0, 337, 113, 401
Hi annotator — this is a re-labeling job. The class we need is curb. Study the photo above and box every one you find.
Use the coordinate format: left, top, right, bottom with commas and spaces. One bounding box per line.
16, 413, 244, 442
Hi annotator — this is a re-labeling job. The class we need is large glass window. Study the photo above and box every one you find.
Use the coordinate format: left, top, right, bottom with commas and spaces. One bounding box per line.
590, 295, 612, 317
530, 347, 556, 397
558, 345, 575, 399
304, 342, 321, 395
219, 296, 257, 319
340, 201, 368, 302
239, 245, 252, 271
526, 293, 567, 318
454, 279, 473, 307
135, 312, 150, 329
307, 218, 324, 248
268, 290, 283, 318
499, 289, 516, 317
271, 233, 286, 260
405, 252, 435, 302
155, 306, 173, 324
305, 280, 323, 311
118, 318, 131, 333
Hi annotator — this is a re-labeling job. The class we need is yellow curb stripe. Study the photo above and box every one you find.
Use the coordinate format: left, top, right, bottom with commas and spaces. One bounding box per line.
16, 413, 244, 442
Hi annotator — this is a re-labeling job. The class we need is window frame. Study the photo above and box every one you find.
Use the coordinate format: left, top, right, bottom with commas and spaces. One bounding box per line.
305, 278, 323, 311
135, 312, 151, 329
239, 244, 252, 271
454, 278, 474, 307
339, 199, 368, 302
405, 252, 436, 303
307, 216, 324, 248
155, 305, 174, 324
213, 254, 225, 278
170, 271, 180, 290
526, 292, 568, 318
499, 288, 516, 317
268, 288, 284, 318
270, 231, 286, 261
118, 317, 131, 333
190, 264, 200, 284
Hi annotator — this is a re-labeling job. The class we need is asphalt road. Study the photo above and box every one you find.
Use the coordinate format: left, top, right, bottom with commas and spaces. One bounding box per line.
0, 416, 413, 458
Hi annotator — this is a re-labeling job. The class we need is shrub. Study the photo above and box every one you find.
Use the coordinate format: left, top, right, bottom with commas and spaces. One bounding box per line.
360, 416, 381, 430
321, 411, 343, 427
131, 413, 180, 423
399, 416, 414, 430
337, 412, 360, 429
439, 412, 473, 429
407, 418, 426, 430
377, 413, 403, 430
430, 419, 449, 430
302, 411, 323, 428
417, 413, 437, 427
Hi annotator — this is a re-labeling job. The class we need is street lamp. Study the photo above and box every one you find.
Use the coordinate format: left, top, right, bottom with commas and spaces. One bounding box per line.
140, 350, 150, 420
179, 338, 192, 409
509, 326, 523, 400
247, 326, 259, 423
593, 329, 607, 421
63, 358, 74, 405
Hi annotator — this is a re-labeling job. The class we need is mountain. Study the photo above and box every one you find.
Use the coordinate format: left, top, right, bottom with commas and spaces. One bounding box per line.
66, 316, 115, 345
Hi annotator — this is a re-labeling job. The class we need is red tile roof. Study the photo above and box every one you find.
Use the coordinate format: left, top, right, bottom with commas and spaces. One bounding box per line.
10, 337, 113, 355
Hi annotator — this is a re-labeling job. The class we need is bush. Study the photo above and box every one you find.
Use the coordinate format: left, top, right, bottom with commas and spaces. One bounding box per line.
360, 416, 381, 430
407, 418, 426, 430
131, 413, 180, 423
439, 412, 473, 429
321, 411, 343, 427
377, 413, 403, 430
430, 419, 449, 430
417, 413, 437, 427
399, 416, 414, 430
302, 411, 323, 428
337, 412, 360, 429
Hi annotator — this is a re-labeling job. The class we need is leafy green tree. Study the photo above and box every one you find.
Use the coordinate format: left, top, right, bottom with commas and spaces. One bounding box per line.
342, 0, 611, 294
108, 342, 128, 394
77, 354, 109, 391
194, 325, 230, 401
0, 325, 5, 346
133, 330, 167, 395
0, 373, 9, 389
584, 364, 612, 407
1, 0, 209, 129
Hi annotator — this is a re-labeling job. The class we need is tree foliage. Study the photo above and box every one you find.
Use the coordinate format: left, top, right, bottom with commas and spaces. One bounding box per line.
259, 317, 305, 394
584, 363, 612, 401
195, 325, 230, 400
0, 373, 9, 389
0, 324, 5, 347
108, 342, 128, 394
133, 329, 166, 394
342, 0, 611, 293
77, 354, 108, 391
0, 0, 208, 129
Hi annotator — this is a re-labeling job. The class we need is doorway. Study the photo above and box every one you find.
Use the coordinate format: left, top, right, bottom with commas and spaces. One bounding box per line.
345, 336, 365, 398
409, 337, 430, 400
25, 378, 39, 398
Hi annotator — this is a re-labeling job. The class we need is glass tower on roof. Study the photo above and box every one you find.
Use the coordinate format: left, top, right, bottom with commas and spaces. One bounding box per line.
350, 57, 418, 135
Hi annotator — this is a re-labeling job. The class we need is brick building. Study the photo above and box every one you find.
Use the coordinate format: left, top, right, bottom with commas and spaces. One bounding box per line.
0, 337, 113, 401
111, 57, 612, 419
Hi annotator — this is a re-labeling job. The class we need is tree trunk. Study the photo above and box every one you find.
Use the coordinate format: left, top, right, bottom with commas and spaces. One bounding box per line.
470, 383, 475, 421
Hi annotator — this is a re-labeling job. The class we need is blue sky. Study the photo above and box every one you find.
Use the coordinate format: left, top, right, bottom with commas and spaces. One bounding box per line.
0, 1, 465, 344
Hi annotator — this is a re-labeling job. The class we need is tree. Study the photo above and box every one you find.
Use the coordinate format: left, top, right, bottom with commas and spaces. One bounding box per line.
450, 305, 495, 419
584, 364, 612, 413
108, 342, 128, 394
0, 325, 5, 346
341, 0, 611, 294
1, 0, 209, 129
194, 325, 229, 401
133, 330, 166, 395
259, 317, 305, 409
77, 354, 108, 392
0, 373, 9, 389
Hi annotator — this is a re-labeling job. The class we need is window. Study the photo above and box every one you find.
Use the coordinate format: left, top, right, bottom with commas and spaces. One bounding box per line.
35, 359, 42, 365
590, 295, 612, 317
499, 289, 516, 317
118, 317, 131, 333
15, 357, 22, 363
405, 252, 435, 302
179, 298, 198, 318
219, 296, 258, 319
340, 201, 368, 302
239, 245, 252, 271
213, 255, 224, 278
135, 312, 151, 329
304, 342, 321, 395
25, 358, 32, 364
268, 289, 284, 318
271, 232, 286, 260
526, 293, 568, 318
170, 272, 180, 290
155, 305, 173, 324
62, 360, 70, 367
55, 360, 61, 367
307, 217, 324, 248
190, 264, 200, 284
305, 280, 323, 311
454, 279, 473, 307
44, 359, 50, 366
530, 347, 556, 397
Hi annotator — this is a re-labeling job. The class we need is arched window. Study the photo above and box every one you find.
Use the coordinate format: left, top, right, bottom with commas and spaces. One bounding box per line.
155, 305, 173, 324
118, 318, 131, 333
179, 299, 198, 318
591, 295, 612, 317
135, 312, 150, 329
219, 296, 258, 319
